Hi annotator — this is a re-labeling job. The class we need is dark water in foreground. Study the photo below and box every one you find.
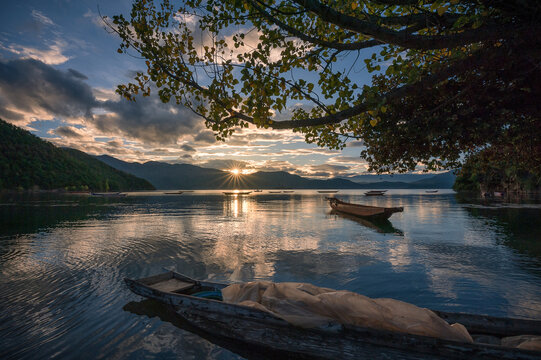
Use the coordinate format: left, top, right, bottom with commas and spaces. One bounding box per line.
1, 190, 541, 359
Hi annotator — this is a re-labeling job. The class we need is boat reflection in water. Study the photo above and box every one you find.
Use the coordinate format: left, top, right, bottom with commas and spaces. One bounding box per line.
123, 299, 298, 360
330, 210, 403, 235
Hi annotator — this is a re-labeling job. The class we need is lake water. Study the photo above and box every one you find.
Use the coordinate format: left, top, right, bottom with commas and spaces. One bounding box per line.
1, 190, 541, 359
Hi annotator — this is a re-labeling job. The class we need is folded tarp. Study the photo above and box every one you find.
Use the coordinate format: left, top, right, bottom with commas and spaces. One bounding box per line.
222, 281, 473, 343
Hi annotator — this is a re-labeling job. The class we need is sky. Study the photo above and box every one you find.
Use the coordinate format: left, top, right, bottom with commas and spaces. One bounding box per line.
0, 0, 382, 178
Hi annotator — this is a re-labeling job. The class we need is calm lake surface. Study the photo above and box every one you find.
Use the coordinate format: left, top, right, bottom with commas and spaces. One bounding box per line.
1, 190, 541, 359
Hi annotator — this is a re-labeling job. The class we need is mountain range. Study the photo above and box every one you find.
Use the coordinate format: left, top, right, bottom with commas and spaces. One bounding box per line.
96, 155, 456, 190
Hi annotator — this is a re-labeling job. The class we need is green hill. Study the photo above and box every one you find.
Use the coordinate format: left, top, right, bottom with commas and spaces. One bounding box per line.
0, 119, 154, 191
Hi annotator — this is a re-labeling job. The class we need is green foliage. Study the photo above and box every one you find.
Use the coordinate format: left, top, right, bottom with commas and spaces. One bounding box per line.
111, 0, 541, 173
0, 119, 155, 191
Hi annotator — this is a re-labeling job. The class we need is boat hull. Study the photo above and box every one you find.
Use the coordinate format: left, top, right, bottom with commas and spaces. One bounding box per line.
329, 198, 403, 220
125, 272, 541, 360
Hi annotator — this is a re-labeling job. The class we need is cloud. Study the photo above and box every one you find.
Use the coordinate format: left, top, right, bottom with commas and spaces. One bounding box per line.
0, 59, 96, 124
180, 144, 196, 152
346, 140, 364, 147
0, 59, 207, 148
31, 10, 55, 26
52, 126, 86, 139
95, 93, 203, 145
194, 130, 217, 144
2, 39, 71, 65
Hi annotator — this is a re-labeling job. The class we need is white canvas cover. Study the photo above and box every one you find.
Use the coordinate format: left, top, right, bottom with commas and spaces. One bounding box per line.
222, 281, 473, 343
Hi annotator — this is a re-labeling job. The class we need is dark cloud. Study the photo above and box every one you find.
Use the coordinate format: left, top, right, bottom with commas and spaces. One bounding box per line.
0, 59, 205, 146
67, 68, 88, 80
180, 144, 196, 152
53, 126, 84, 138
95, 92, 202, 145
346, 140, 364, 147
0, 59, 96, 123
194, 130, 217, 144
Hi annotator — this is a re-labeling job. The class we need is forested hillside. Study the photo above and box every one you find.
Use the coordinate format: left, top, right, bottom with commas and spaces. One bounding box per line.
0, 119, 154, 191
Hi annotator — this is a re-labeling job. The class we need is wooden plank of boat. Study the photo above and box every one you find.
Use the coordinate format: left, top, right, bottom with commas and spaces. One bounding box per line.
318, 190, 339, 193
125, 271, 541, 360
223, 191, 252, 195
328, 198, 403, 220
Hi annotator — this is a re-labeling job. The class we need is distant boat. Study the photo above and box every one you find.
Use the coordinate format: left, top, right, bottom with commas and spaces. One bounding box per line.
269, 191, 282, 193
283, 190, 294, 193
425, 190, 439, 193
318, 190, 338, 193
328, 198, 403, 220
253, 190, 263, 192
364, 190, 387, 196
164, 191, 183, 195
91, 192, 126, 197
223, 191, 251, 195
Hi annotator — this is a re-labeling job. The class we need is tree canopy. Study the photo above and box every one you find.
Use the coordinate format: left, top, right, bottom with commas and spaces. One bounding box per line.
111, 0, 541, 173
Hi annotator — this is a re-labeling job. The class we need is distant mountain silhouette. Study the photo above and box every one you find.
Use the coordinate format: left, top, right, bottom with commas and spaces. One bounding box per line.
97, 155, 456, 190
0, 119, 154, 191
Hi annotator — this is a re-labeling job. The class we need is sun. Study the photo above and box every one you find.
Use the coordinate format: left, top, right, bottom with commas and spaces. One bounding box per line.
230, 168, 240, 175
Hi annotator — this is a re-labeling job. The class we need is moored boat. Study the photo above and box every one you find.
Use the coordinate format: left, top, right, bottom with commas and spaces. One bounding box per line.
125, 271, 541, 360
318, 190, 339, 193
164, 191, 183, 195
328, 197, 403, 220
364, 190, 387, 196
426, 190, 439, 193
269, 191, 282, 193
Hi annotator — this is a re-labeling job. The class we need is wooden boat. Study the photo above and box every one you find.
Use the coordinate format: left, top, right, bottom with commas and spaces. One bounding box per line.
283, 190, 295, 193
223, 191, 252, 195
253, 190, 263, 192
269, 191, 282, 193
318, 190, 339, 193
164, 191, 183, 195
364, 190, 387, 196
426, 190, 439, 193
328, 198, 403, 220
125, 271, 541, 360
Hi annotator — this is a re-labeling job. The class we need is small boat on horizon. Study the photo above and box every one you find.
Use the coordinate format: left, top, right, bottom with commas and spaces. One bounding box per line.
125, 271, 541, 360
283, 190, 294, 193
253, 190, 263, 192
223, 191, 252, 195
164, 191, 183, 195
318, 190, 339, 193
328, 197, 403, 220
269, 191, 282, 193
364, 190, 387, 196
91, 192, 127, 197
425, 190, 439, 193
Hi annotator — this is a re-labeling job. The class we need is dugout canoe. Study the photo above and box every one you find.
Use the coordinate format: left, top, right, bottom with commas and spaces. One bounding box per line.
328, 197, 403, 220
125, 271, 541, 360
